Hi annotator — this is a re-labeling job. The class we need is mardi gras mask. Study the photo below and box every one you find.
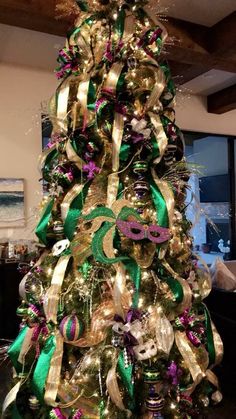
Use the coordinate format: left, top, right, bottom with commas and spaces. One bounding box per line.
133, 339, 157, 361
116, 220, 170, 244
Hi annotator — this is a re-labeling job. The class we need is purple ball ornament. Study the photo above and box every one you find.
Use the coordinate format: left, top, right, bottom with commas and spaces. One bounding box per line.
59, 314, 84, 342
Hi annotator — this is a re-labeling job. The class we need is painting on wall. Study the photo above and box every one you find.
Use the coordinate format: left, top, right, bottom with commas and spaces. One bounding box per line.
0, 178, 25, 228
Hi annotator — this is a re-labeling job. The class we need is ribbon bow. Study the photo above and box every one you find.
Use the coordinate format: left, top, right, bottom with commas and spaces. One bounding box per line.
176, 309, 205, 347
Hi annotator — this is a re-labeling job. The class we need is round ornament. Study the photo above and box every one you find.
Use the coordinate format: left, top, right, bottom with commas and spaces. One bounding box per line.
59, 314, 84, 341
53, 220, 64, 238
145, 392, 164, 413
29, 395, 40, 410
143, 367, 161, 384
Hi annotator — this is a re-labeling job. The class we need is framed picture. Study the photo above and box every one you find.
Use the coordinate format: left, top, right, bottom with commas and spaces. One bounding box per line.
0, 178, 25, 228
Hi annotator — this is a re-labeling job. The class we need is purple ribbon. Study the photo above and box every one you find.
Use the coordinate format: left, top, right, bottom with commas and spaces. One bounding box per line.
167, 361, 182, 385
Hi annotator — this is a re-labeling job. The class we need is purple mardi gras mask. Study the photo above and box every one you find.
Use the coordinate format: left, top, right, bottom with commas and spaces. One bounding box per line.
116, 220, 171, 244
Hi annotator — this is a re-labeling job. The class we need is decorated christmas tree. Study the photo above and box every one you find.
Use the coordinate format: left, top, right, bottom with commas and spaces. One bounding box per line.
3, 0, 223, 418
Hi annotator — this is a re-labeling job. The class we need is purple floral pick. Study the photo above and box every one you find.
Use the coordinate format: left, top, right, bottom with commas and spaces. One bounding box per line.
167, 361, 182, 386
82, 161, 100, 180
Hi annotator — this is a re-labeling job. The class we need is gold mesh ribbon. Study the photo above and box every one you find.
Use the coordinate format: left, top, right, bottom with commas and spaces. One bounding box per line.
44, 331, 64, 406
106, 356, 132, 418
211, 320, 224, 365
44, 255, 71, 324
175, 331, 208, 392
61, 183, 85, 221
151, 168, 175, 228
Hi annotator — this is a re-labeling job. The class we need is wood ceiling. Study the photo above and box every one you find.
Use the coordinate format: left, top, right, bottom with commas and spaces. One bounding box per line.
0, 0, 236, 114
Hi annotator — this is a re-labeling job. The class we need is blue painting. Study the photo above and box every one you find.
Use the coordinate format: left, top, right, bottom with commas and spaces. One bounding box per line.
0, 178, 25, 227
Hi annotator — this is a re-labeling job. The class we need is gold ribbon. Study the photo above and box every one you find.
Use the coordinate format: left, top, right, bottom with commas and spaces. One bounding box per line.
61, 183, 85, 221
145, 67, 165, 111
44, 331, 64, 406
18, 327, 34, 364
19, 251, 49, 300
151, 308, 174, 355
193, 253, 212, 299
44, 255, 71, 324
149, 112, 168, 164
66, 139, 85, 170
211, 320, 224, 366
56, 77, 72, 133
103, 62, 124, 96
143, 5, 168, 43
107, 112, 124, 206
175, 331, 208, 392
106, 356, 132, 418
2, 381, 21, 416
107, 173, 120, 208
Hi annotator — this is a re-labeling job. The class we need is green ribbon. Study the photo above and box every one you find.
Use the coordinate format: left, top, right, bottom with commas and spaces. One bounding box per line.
202, 304, 216, 366
42, 148, 58, 180
149, 174, 169, 228
31, 335, 56, 403
118, 351, 135, 410
64, 182, 90, 241
75, 0, 88, 11
165, 276, 183, 304
8, 326, 29, 373
150, 134, 160, 161
123, 258, 141, 309
35, 198, 54, 245
87, 80, 96, 111
115, 8, 125, 38
12, 404, 23, 419
119, 143, 130, 162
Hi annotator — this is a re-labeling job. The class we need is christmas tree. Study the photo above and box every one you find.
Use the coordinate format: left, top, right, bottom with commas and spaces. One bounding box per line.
3, 0, 223, 418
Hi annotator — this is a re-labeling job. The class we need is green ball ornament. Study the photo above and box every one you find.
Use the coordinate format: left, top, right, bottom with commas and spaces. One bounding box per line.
143, 367, 161, 384
59, 314, 84, 342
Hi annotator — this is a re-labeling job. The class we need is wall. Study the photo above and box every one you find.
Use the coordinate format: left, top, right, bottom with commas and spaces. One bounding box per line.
176, 93, 236, 137
0, 63, 57, 240
0, 24, 236, 241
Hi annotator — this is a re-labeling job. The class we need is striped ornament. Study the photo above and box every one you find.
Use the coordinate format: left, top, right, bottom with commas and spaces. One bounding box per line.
59, 314, 84, 341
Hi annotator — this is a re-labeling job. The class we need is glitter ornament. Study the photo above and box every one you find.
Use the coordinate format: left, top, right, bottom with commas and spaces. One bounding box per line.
59, 314, 84, 341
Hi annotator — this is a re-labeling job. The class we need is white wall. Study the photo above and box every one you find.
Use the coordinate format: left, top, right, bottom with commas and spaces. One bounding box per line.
0, 63, 57, 240
0, 24, 236, 240
176, 93, 236, 137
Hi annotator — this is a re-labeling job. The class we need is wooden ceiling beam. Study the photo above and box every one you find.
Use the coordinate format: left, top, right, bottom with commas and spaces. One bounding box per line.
168, 60, 212, 85
207, 12, 236, 59
207, 84, 236, 114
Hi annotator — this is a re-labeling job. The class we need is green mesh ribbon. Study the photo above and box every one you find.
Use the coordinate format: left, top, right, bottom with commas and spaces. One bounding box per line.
35, 198, 54, 245
8, 326, 29, 373
12, 404, 23, 419
120, 143, 131, 162
31, 335, 56, 403
202, 304, 216, 366
64, 182, 90, 241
